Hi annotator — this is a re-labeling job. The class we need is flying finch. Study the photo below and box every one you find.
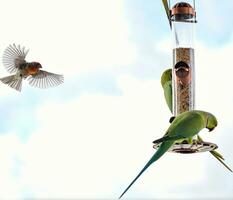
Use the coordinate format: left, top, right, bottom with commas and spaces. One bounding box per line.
0, 44, 64, 91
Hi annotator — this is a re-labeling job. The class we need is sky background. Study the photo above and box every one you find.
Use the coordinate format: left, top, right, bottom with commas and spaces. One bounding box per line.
0, 0, 233, 199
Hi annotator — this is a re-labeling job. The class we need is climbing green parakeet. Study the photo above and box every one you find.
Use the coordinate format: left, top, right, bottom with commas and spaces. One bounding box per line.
161, 68, 173, 112
161, 68, 232, 172
119, 110, 218, 199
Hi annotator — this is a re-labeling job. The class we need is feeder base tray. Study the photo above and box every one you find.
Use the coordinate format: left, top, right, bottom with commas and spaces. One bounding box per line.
153, 140, 218, 154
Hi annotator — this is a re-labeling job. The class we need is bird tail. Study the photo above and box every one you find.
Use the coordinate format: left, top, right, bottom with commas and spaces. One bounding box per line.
119, 141, 174, 199
0, 75, 22, 91
209, 151, 232, 172
197, 135, 232, 172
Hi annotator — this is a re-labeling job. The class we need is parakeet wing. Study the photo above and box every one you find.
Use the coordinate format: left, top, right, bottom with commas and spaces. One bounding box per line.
153, 112, 204, 144
197, 135, 232, 172
166, 111, 204, 138
2, 44, 29, 74
27, 70, 64, 88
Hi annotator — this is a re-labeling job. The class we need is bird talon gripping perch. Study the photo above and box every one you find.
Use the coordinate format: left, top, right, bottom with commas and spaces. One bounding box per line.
0, 44, 64, 91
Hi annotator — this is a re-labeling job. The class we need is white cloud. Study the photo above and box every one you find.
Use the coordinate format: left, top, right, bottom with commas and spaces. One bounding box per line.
0, 0, 137, 78
1, 38, 233, 198
1, 43, 233, 197
11, 39, 233, 198
13, 74, 210, 198
0, 2, 232, 196
0, 82, 17, 97
17, 76, 166, 198
196, 42, 233, 128
0, 134, 23, 198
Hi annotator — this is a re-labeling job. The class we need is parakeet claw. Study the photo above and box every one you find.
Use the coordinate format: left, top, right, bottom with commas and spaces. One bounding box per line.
190, 139, 198, 148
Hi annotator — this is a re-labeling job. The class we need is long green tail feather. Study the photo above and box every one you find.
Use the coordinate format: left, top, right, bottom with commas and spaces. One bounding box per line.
210, 149, 224, 160
209, 151, 232, 172
197, 135, 232, 172
197, 135, 224, 160
119, 141, 173, 199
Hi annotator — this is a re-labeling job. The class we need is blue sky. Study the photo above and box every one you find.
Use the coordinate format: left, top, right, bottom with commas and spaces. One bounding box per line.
0, 0, 232, 198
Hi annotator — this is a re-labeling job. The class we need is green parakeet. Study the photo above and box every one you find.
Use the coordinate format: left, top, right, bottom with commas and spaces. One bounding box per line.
161, 68, 232, 172
119, 110, 217, 199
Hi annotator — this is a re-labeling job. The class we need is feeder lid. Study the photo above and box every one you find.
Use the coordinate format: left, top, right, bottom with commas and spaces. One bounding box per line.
171, 2, 195, 17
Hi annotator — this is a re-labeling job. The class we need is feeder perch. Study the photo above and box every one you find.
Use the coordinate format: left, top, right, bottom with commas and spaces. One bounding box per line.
153, 140, 218, 154
154, 1, 217, 153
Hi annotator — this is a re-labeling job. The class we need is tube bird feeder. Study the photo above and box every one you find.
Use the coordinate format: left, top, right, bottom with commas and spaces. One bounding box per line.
154, 1, 217, 153
172, 2, 195, 115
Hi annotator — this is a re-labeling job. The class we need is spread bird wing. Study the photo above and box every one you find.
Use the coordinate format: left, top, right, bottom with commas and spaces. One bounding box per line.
167, 112, 204, 138
27, 70, 64, 88
2, 44, 29, 73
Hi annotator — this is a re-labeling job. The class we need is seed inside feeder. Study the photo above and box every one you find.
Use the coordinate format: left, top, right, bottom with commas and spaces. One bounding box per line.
173, 47, 195, 115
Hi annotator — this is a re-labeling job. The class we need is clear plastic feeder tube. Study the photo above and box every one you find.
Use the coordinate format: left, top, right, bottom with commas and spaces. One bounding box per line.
172, 2, 196, 116
154, 2, 218, 153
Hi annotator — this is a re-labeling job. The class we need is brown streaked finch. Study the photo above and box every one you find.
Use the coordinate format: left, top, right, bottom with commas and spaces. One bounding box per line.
0, 44, 64, 91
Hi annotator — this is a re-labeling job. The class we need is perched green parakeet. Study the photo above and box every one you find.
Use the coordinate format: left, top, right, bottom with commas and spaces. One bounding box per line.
161, 68, 232, 172
119, 110, 217, 199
